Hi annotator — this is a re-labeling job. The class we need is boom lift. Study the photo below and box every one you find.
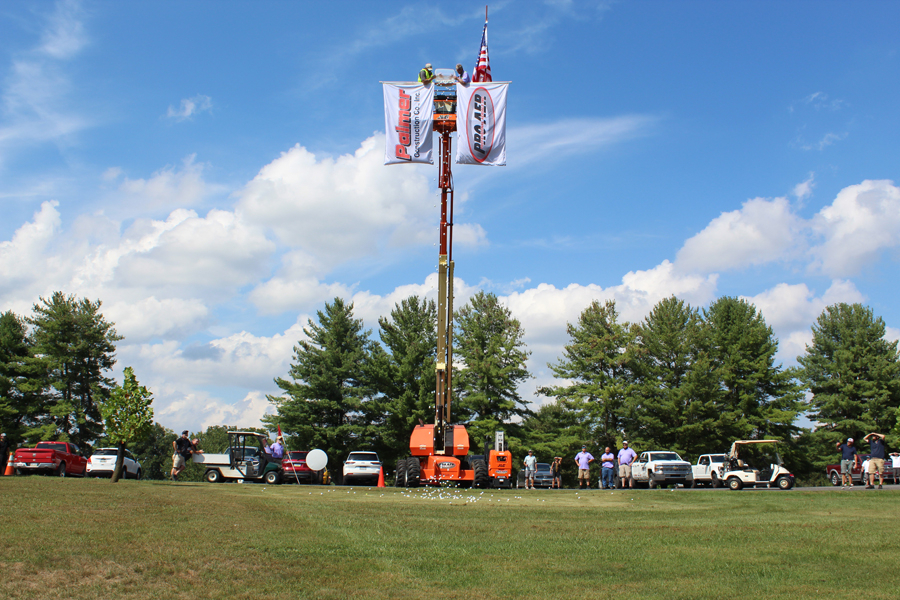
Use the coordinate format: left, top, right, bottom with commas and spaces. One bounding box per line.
395, 71, 487, 488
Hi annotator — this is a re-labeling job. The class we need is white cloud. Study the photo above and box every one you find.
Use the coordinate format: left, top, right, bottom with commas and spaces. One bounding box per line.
676, 196, 803, 273
886, 327, 900, 343
808, 179, 900, 278
105, 296, 210, 343
116, 155, 222, 213
509, 115, 657, 166
237, 135, 435, 269
799, 131, 847, 151
0, 2, 89, 164
166, 95, 212, 121
793, 172, 815, 203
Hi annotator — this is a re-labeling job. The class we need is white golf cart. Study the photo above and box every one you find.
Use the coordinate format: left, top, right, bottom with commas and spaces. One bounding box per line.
718, 440, 795, 491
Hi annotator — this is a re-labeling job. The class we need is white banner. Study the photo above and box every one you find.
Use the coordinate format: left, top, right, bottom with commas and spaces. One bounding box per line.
383, 83, 434, 165
456, 82, 508, 166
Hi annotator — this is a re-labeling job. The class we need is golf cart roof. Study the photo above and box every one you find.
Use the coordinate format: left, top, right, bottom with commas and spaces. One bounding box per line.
229, 431, 267, 438
727, 439, 780, 457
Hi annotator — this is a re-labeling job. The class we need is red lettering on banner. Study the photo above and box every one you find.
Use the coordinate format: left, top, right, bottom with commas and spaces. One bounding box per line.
395, 89, 412, 161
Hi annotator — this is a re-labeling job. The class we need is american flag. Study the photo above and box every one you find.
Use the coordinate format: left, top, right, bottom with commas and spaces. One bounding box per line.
472, 19, 492, 82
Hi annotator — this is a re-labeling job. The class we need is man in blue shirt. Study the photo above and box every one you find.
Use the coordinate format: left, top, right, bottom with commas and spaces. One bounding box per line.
863, 432, 886, 489
836, 438, 859, 488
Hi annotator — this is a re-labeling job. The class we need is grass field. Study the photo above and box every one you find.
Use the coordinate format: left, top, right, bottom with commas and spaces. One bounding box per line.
1, 477, 897, 600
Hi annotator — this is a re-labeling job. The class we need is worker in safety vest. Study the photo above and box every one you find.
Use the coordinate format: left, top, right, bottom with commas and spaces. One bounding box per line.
418, 63, 435, 84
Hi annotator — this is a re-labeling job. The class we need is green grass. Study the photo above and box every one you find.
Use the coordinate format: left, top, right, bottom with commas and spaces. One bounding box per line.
1, 477, 897, 599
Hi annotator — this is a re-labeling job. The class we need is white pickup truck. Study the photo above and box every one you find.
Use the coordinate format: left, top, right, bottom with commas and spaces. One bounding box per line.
631, 451, 693, 489
691, 453, 727, 487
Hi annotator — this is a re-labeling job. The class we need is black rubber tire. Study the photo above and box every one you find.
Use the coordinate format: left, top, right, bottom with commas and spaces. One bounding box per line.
829, 471, 841, 486
136, 468, 143, 481
205, 469, 222, 483
776, 476, 793, 490
472, 458, 489, 489
405, 458, 420, 488
264, 470, 281, 485
727, 477, 743, 491
711, 473, 722, 488
691, 479, 697, 488
56, 463, 66, 477
395, 459, 407, 487
649, 477, 658, 489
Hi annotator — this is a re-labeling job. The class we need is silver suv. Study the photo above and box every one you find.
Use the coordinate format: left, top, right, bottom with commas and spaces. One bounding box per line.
342, 451, 381, 486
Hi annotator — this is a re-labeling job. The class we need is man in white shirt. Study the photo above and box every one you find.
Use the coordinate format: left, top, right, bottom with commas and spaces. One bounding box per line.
523, 450, 537, 490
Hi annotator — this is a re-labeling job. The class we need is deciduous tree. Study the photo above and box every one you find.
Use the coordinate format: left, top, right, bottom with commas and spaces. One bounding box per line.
100, 366, 154, 482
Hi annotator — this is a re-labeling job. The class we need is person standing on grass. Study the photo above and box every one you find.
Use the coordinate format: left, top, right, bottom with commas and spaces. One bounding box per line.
617, 441, 638, 489
574, 445, 594, 490
550, 457, 563, 489
600, 446, 616, 489
271, 436, 285, 459
523, 450, 537, 489
836, 437, 859, 488
863, 432, 887, 489
171, 430, 194, 481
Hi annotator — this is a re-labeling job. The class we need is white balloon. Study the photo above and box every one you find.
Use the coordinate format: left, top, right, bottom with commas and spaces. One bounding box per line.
306, 449, 327, 471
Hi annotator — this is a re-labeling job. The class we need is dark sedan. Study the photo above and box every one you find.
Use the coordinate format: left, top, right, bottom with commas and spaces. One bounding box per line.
517, 462, 554, 488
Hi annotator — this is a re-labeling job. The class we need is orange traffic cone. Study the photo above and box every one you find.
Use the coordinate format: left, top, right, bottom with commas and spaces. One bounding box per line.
377, 466, 385, 488
4, 453, 13, 476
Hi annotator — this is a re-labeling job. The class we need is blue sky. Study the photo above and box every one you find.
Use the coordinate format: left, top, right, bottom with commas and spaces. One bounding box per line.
2, 1, 898, 434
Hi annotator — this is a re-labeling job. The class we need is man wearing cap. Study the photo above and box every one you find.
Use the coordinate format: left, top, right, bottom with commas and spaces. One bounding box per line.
836, 437, 859, 488
617, 441, 638, 489
863, 432, 887, 489
0, 433, 10, 474
418, 63, 435, 84
523, 450, 537, 489
454, 63, 470, 85
574, 445, 594, 490
171, 430, 194, 481
271, 436, 285, 460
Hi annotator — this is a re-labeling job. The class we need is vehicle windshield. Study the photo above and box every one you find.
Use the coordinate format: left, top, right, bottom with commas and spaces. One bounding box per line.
93, 449, 119, 456
347, 452, 379, 462
710, 455, 726, 462
536, 463, 551, 470
287, 451, 308, 460
649, 452, 682, 461
35, 442, 67, 451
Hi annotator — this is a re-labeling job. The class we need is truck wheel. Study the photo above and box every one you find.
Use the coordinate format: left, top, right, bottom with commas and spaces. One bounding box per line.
776, 476, 793, 490
829, 471, 841, 486
56, 463, 66, 477
394, 459, 407, 487
472, 459, 489, 489
727, 477, 743, 491
265, 470, 281, 485
691, 479, 697, 488
205, 469, 222, 483
405, 458, 420, 488
136, 469, 143, 481
711, 473, 722, 488
649, 477, 658, 489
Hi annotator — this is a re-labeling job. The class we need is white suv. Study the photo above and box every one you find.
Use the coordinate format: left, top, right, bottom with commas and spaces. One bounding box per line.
87, 448, 142, 479
342, 451, 381, 486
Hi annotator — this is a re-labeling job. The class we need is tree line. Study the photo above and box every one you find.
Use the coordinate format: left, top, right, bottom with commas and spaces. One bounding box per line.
2, 290, 898, 484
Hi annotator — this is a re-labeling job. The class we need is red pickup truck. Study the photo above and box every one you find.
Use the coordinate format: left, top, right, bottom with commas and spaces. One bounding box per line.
12, 441, 89, 477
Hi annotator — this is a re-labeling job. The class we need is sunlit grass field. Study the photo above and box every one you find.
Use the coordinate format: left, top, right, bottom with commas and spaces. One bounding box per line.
1, 476, 897, 599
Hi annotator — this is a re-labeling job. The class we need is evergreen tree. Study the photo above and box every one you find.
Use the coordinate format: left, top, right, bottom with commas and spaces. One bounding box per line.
264, 298, 378, 478
0, 311, 45, 444
703, 296, 803, 444
519, 400, 585, 486
100, 366, 154, 482
798, 303, 900, 443
27, 292, 122, 447
374, 296, 437, 464
539, 299, 636, 449
453, 291, 532, 444
629, 296, 721, 456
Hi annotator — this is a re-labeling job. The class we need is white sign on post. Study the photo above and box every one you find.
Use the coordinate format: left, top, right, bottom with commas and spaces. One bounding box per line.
383, 83, 435, 165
